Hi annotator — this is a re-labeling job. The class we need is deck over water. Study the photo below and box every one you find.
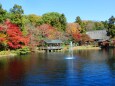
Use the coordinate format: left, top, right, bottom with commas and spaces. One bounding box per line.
42, 46, 63, 50
39, 46, 63, 52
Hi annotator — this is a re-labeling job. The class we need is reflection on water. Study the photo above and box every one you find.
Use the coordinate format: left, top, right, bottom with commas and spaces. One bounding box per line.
65, 41, 74, 60
0, 49, 115, 86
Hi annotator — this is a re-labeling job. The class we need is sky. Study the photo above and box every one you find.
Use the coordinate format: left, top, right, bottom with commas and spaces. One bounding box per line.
0, 0, 115, 22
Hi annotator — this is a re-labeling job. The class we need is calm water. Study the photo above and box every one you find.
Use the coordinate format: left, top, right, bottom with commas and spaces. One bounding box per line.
0, 49, 115, 86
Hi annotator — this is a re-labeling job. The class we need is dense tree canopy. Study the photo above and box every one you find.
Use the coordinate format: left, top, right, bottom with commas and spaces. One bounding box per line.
0, 4, 7, 23
27, 14, 42, 26
75, 16, 106, 32
107, 16, 115, 37
42, 12, 67, 31
66, 23, 81, 42
9, 4, 24, 30
75, 16, 86, 33
0, 20, 29, 50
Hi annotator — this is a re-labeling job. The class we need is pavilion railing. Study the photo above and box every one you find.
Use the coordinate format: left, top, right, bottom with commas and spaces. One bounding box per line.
39, 46, 63, 50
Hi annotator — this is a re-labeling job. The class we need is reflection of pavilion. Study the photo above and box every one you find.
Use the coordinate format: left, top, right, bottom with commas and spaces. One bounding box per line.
42, 39, 63, 52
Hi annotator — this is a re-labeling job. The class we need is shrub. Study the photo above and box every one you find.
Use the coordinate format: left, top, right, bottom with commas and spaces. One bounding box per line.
18, 46, 30, 55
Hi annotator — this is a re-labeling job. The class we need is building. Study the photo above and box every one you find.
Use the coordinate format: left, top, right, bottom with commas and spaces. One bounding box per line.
42, 39, 63, 52
86, 30, 110, 41
86, 30, 110, 47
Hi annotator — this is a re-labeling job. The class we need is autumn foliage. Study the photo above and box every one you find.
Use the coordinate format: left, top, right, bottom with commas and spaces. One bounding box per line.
37, 24, 63, 40
0, 20, 29, 49
66, 23, 81, 42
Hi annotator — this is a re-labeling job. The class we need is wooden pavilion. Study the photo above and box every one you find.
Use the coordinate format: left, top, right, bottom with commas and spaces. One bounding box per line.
42, 39, 63, 52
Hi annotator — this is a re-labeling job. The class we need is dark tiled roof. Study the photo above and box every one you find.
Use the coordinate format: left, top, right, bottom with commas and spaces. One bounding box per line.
86, 30, 110, 40
44, 39, 63, 44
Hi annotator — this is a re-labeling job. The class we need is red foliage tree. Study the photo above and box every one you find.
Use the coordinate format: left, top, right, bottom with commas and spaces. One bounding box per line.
1, 20, 29, 49
37, 24, 55, 38
72, 33, 81, 42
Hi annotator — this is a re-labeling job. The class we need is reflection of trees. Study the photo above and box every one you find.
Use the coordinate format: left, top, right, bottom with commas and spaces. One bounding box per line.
0, 57, 27, 86
107, 56, 115, 70
106, 48, 115, 70
74, 50, 92, 60
0, 58, 8, 85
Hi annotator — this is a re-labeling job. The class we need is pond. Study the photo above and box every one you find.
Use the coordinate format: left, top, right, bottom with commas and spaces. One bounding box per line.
0, 49, 115, 86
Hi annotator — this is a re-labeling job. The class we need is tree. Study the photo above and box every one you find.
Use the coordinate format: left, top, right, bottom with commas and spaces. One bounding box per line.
9, 4, 24, 31
107, 16, 115, 37
81, 34, 91, 44
37, 24, 57, 40
101, 20, 108, 29
108, 16, 115, 25
0, 20, 29, 49
94, 22, 104, 30
42, 12, 67, 31
75, 16, 82, 25
66, 23, 81, 42
59, 14, 67, 31
0, 25, 7, 50
27, 14, 42, 26
75, 16, 85, 33
66, 23, 81, 34
72, 33, 81, 42
26, 23, 39, 51
0, 4, 7, 23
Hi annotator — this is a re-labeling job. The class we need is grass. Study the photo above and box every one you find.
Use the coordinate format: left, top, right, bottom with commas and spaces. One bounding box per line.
0, 50, 17, 57
73, 45, 101, 50
61, 45, 101, 51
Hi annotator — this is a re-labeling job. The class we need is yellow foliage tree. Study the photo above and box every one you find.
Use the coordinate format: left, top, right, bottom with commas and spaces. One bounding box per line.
66, 23, 81, 34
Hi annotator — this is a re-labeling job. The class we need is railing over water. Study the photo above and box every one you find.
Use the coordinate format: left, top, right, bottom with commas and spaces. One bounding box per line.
39, 46, 63, 50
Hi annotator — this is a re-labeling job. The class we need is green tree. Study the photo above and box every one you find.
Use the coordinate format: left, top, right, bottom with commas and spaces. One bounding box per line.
109, 16, 115, 25
0, 4, 7, 23
75, 16, 82, 25
75, 16, 85, 33
107, 16, 115, 37
94, 22, 104, 30
101, 20, 108, 29
42, 12, 67, 31
27, 14, 42, 26
59, 14, 67, 31
9, 4, 24, 30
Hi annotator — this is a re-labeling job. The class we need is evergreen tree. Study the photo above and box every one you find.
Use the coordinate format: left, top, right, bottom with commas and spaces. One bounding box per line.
0, 4, 7, 23
9, 4, 24, 31
59, 14, 67, 31
107, 16, 115, 37
75, 16, 85, 33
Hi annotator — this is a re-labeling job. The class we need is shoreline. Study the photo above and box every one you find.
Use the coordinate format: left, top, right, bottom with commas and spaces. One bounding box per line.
0, 53, 17, 58
62, 45, 101, 51
72, 46, 101, 50
0, 46, 101, 58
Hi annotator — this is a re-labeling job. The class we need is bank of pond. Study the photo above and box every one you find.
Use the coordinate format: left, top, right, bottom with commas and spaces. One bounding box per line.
1, 45, 114, 58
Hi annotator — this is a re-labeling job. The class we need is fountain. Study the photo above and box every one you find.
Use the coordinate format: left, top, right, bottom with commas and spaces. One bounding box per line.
65, 41, 74, 59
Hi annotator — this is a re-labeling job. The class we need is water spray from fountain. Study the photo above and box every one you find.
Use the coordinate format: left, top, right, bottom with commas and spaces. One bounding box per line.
65, 41, 74, 59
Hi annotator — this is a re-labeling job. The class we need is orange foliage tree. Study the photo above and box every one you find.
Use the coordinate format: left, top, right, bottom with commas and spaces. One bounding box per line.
66, 23, 81, 42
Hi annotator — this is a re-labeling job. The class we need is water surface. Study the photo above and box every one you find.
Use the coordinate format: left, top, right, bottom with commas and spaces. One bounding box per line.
0, 49, 115, 86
